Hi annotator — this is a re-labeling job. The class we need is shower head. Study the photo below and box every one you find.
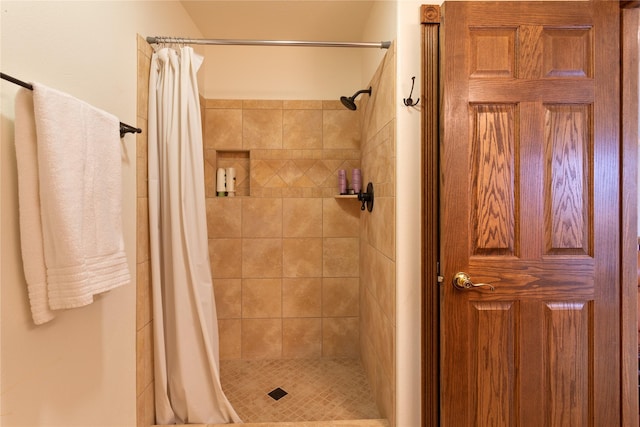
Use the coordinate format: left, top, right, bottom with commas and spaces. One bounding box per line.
340, 87, 372, 110
340, 96, 357, 111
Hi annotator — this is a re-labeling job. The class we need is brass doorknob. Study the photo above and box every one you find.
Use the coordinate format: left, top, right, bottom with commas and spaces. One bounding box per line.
452, 272, 495, 291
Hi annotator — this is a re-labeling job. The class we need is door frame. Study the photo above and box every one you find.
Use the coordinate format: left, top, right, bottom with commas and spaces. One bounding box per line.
620, 4, 639, 425
420, 3, 639, 426
420, 5, 441, 427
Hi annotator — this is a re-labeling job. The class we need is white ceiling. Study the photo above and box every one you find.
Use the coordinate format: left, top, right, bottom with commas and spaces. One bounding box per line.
179, 1, 376, 42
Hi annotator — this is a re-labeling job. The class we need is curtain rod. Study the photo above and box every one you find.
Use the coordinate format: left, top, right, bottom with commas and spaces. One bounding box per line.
1, 72, 142, 138
147, 36, 391, 49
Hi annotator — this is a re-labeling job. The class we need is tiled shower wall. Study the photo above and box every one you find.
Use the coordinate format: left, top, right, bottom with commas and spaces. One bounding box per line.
203, 99, 363, 359
359, 43, 396, 425
136, 35, 154, 427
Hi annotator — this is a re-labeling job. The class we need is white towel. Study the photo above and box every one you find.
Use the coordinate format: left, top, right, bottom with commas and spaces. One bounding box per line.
29, 83, 130, 313
14, 89, 55, 325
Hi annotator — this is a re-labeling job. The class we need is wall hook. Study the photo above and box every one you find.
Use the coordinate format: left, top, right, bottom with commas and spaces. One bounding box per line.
403, 76, 420, 107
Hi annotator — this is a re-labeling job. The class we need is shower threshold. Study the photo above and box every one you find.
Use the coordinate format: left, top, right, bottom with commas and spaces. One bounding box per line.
154, 420, 389, 427
209, 420, 389, 427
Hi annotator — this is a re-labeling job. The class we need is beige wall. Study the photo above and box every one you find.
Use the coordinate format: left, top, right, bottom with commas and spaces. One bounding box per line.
0, 2, 201, 426
187, 1, 386, 100
200, 46, 368, 101
393, 3, 423, 427
195, 2, 395, 101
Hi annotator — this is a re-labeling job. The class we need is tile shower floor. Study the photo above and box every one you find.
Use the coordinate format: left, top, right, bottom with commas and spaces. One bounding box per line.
220, 358, 381, 423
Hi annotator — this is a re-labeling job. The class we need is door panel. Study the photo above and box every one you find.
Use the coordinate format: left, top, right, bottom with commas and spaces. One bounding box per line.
440, 2, 620, 426
469, 103, 516, 256
469, 301, 516, 426
544, 104, 591, 255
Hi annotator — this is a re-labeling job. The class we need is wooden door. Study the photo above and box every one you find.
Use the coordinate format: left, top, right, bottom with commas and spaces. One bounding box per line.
440, 2, 622, 426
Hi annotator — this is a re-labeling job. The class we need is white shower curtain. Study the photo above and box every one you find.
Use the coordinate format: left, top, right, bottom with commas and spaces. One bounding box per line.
148, 46, 241, 424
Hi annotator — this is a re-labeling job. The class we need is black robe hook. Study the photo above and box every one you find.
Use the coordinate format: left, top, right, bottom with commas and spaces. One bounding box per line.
403, 76, 420, 107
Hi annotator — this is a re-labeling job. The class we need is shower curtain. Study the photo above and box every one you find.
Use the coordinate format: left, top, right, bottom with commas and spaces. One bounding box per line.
148, 46, 241, 424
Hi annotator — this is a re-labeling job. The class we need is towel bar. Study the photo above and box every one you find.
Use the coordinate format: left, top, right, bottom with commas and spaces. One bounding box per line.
1, 72, 142, 138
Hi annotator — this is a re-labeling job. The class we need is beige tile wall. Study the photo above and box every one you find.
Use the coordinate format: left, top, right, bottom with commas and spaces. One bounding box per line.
204, 99, 363, 360
359, 43, 397, 426
135, 35, 154, 427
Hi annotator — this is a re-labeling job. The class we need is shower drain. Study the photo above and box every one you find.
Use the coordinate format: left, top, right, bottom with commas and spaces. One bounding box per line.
267, 387, 288, 401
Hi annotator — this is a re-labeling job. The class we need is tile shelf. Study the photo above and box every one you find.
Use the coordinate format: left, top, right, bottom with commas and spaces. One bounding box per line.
334, 182, 374, 212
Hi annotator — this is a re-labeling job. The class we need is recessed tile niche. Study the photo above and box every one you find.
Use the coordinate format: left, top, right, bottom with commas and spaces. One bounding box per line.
216, 150, 250, 197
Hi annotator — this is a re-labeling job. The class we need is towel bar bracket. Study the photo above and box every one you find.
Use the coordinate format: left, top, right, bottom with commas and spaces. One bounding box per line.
119, 123, 142, 138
